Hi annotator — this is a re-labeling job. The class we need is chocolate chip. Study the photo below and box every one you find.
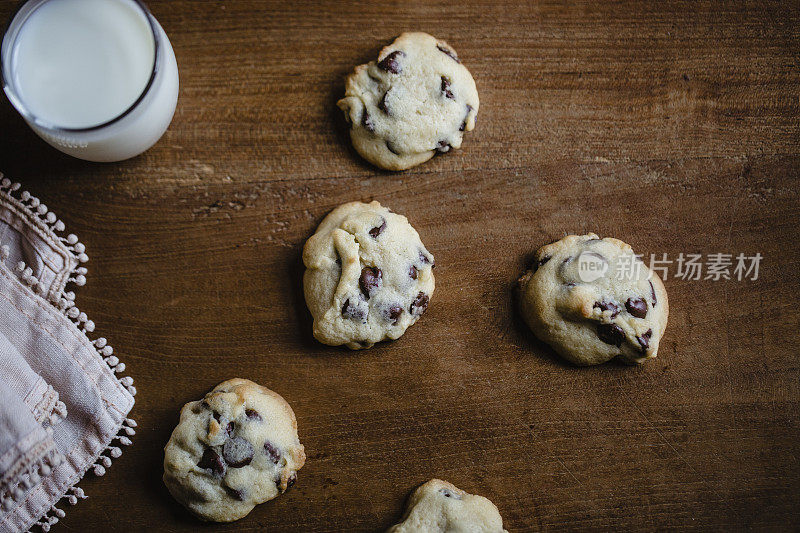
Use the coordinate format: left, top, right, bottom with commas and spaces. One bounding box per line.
226, 421, 235, 436
223, 437, 254, 468
369, 218, 386, 238
225, 486, 247, 501
441, 76, 454, 99
409, 265, 418, 279
278, 471, 298, 493
212, 411, 221, 423
594, 300, 620, 318
625, 297, 648, 319
440, 488, 462, 499
637, 328, 653, 353
649, 281, 657, 306
245, 409, 261, 421
264, 441, 281, 464
197, 447, 226, 476
362, 109, 375, 132
436, 44, 460, 63
342, 298, 366, 321
597, 323, 625, 346
419, 251, 432, 265
378, 91, 390, 114
360, 267, 382, 298
386, 140, 401, 155
436, 140, 451, 153
410, 292, 429, 316
532, 255, 551, 272
386, 305, 403, 325
377, 50, 404, 73
459, 104, 473, 131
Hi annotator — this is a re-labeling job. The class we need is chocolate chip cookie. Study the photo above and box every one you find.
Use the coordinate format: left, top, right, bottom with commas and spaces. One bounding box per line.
338, 32, 479, 171
163, 379, 305, 522
387, 479, 508, 533
517, 233, 669, 366
303, 201, 435, 349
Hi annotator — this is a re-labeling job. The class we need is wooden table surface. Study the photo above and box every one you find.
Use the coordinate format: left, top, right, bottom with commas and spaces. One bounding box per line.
2, 1, 799, 531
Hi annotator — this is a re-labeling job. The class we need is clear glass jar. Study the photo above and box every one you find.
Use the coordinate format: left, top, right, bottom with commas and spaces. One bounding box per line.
1, 0, 179, 162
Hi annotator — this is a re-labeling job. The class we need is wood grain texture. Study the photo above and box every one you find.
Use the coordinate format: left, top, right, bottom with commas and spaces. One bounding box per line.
1, 0, 799, 530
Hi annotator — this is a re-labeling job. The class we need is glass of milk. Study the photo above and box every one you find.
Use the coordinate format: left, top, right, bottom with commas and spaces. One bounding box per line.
1, 0, 179, 162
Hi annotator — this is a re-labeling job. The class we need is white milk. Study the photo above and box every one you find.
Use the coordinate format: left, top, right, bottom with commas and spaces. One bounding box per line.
2, 0, 179, 161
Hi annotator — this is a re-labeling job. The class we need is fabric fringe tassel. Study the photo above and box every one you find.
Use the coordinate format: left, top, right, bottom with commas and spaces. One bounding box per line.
30, 486, 88, 532
1, 174, 137, 531
1, 448, 64, 514
90, 419, 136, 477
0, 174, 135, 394
0, 176, 88, 267
27, 385, 68, 428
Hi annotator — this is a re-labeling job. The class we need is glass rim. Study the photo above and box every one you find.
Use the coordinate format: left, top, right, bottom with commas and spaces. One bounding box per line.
0, 0, 161, 133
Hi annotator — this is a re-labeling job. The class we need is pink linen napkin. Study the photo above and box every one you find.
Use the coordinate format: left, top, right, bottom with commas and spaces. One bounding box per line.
0, 175, 136, 532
